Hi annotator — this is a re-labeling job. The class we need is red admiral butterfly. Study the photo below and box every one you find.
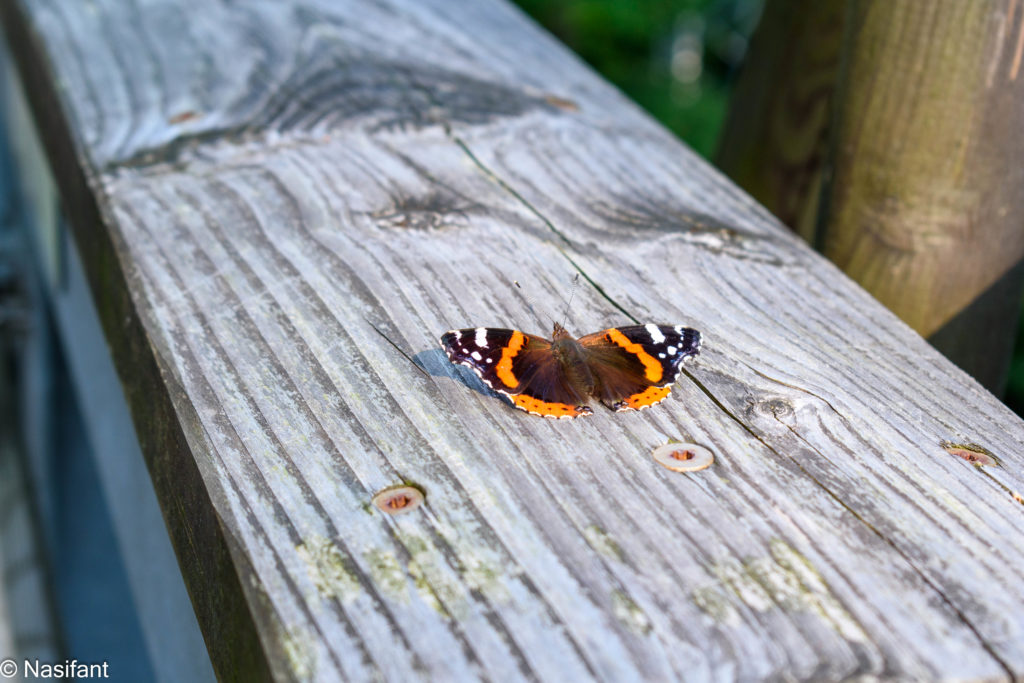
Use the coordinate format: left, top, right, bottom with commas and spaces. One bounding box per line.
440, 323, 701, 418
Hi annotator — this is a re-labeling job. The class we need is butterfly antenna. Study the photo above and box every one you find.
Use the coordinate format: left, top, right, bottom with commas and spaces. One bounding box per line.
513, 280, 546, 328
560, 273, 580, 328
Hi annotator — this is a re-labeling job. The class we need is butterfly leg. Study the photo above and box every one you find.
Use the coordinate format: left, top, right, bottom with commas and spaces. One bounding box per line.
597, 386, 673, 412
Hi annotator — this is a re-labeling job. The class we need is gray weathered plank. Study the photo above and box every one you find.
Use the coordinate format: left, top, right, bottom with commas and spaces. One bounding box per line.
5, 0, 1024, 680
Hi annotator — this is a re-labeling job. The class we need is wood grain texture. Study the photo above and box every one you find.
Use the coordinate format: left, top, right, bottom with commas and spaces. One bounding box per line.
715, 0, 844, 242
5, 0, 1024, 680
823, 1, 1024, 338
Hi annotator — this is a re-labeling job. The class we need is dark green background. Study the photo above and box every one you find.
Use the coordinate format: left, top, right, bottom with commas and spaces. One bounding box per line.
513, 0, 763, 157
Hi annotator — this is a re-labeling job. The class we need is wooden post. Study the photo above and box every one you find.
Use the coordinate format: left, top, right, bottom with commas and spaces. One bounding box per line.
715, 0, 844, 243
719, 0, 1024, 393
4, 0, 1024, 680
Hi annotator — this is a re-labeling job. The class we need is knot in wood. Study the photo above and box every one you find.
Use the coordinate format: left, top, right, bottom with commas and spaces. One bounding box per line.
371, 192, 472, 231
755, 397, 794, 420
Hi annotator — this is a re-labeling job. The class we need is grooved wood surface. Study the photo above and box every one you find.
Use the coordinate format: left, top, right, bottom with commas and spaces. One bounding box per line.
6, 0, 1024, 680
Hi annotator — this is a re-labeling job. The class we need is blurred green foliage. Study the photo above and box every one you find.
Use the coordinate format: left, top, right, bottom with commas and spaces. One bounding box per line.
513, 0, 763, 158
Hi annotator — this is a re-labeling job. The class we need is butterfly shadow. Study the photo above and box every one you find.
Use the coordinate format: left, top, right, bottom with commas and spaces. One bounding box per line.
413, 348, 501, 398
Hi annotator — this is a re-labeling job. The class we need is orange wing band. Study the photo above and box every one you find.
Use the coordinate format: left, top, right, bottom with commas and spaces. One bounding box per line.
605, 329, 663, 383
620, 386, 672, 411
495, 330, 526, 388
512, 394, 590, 418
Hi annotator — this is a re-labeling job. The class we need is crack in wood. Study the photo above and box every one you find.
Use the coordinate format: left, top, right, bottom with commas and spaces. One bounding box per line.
777, 422, 1016, 679
736, 359, 848, 422
975, 469, 1024, 511
559, 252, 640, 325
450, 137, 574, 248
685, 364, 1015, 677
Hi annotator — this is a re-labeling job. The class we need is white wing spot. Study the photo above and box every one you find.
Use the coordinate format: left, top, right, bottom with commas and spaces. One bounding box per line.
475, 328, 488, 348
646, 324, 666, 344
486, 358, 493, 363
452, 330, 461, 341
471, 351, 482, 361
668, 346, 677, 355
658, 353, 666, 359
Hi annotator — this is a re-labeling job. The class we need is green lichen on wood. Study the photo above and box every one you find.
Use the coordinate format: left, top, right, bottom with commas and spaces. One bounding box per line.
398, 531, 464, 619
363, 547, 409, 602
690, 539, 867, 642
295, 534, 362, 604
583, 524, 624, 561
610, 590, 652, 635
282, 625, 316, 681
691, 585, 737, 623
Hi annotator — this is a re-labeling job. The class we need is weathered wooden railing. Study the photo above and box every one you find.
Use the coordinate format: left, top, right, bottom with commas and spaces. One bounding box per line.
3, 0, 1024, 680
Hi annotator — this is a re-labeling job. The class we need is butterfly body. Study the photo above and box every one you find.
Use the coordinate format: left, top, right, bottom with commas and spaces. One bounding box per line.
440, 322, 701, 419
550, 323, 597, 396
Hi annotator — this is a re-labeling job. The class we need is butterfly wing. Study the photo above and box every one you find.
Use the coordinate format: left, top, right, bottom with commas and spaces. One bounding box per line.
578, 324, 701, 411
440, 328, 593, 418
